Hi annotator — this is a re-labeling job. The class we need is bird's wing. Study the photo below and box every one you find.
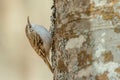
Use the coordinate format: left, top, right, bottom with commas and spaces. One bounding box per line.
35, 32, 46, 57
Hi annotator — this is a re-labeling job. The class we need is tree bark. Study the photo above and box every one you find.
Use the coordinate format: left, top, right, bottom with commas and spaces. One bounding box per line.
51, 0, 120, 80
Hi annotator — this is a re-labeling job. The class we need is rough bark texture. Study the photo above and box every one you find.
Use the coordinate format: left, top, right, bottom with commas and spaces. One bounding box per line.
51, 0, 120, 80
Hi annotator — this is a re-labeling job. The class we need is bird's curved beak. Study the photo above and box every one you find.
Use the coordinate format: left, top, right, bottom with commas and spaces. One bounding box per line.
27, 16, 32, 28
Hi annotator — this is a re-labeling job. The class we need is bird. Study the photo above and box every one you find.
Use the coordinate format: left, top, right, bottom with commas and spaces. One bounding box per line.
25, 17, 53, 73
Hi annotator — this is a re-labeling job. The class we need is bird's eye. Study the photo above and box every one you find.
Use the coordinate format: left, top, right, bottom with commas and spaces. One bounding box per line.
29, 25, 32, 28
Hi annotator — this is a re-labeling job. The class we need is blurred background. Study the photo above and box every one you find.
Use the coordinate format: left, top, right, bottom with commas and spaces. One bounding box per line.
0, 0, 52, 80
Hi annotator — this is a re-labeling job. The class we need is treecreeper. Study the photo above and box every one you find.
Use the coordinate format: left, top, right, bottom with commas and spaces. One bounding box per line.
25, 17, 53, 73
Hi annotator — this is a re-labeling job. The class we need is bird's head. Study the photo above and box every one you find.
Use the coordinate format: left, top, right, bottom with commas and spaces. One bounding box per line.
26, 16, 34, 34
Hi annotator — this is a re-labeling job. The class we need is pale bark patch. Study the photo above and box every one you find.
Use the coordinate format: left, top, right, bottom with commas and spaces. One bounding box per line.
65, 35, 86, 49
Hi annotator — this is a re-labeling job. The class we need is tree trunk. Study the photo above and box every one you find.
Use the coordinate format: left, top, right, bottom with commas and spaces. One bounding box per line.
51, 0, 120, 80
